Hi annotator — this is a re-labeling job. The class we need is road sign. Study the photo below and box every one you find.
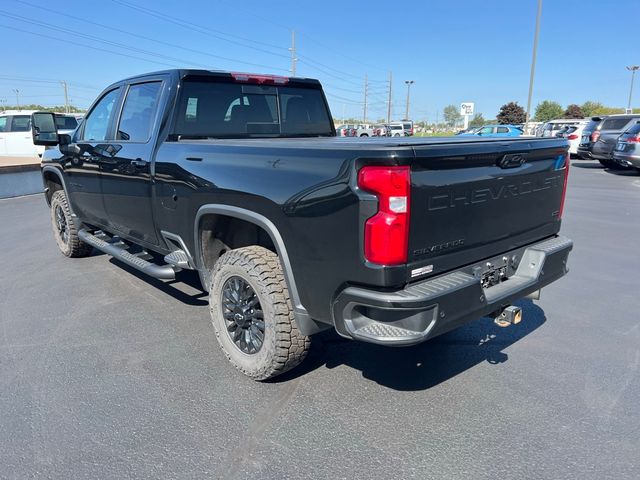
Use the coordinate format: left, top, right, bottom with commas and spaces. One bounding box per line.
460, 103, 474, 116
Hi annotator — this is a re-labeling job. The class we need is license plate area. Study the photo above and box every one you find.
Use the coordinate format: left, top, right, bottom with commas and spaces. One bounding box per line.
472, 255, 514, 289
616, 142, 626, 151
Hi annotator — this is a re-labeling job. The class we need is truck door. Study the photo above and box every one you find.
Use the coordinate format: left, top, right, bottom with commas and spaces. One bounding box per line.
0, 116, 7, 155
65, 87, 122, 226
5, 115, 37, 156
100, 80, 164, 246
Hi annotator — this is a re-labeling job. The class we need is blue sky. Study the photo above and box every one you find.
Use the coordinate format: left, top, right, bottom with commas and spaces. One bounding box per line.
1, 0, 637, 122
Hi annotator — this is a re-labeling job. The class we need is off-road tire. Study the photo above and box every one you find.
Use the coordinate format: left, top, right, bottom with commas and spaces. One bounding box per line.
50, 190, 93, 258
209, 246, 310, 381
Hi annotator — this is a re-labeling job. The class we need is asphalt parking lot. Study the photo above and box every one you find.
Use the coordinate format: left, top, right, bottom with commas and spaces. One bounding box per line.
1, 161, 639, 479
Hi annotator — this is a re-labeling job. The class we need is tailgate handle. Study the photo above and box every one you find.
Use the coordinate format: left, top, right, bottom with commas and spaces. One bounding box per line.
498, 153, 527, 169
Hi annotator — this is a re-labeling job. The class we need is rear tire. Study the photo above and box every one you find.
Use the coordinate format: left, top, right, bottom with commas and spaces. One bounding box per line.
50, 190, 93, 258
209, 246, 310, 381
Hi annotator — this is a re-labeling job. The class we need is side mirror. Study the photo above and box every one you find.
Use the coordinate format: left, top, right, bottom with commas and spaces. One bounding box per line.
31, 112, 60, 146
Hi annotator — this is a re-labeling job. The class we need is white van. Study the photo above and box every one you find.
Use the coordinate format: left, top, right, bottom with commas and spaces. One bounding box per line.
0, 112, 79, 157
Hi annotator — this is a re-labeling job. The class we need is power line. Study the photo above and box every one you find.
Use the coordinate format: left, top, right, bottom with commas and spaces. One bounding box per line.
0, 14, 289, 72
110, 0, 289, 58
11, 0, 289, 73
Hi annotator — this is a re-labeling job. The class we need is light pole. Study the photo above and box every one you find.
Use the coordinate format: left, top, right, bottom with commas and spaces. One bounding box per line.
626, 66, 639, 114
12, 89, 20, 111
525, 0, 543, 127
404, 80, 414, 120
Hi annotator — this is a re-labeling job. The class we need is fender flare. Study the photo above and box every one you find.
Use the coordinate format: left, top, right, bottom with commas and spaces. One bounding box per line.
194, 204, 328, 336
41, 165, 69, 208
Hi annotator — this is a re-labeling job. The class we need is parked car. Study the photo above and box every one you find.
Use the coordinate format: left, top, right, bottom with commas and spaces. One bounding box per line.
402, 121, 414, 136
355, 124, 374, 137
538, 119, 584, 138
32, 68, 572, 381
0, 112, 79, 156
336, 124, 356, 137
612, 120, 640, 171
456, 127, 480, 135
590, 114, 640, 168
373, 124, 389, 137
555, 120, 589, 156
388, 123, 406, 136
576, 116, 605, 161
462, 125, 523, 137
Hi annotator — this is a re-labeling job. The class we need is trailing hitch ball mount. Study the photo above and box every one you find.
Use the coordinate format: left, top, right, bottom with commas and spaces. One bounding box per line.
493, 305, 523, 328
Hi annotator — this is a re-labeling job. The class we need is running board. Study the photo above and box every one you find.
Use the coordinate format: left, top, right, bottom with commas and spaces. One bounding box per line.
78, 229, 177, 280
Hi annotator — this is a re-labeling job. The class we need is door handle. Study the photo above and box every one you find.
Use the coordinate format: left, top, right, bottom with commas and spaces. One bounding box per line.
131, 159, 147, 168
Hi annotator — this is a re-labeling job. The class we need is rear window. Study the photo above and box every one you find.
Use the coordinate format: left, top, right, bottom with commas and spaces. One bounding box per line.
55, 116, 78, 130
174, 79, 333, 138
601, 117, 635, 131
625, 122, 640, 135
582, 119, 601, 133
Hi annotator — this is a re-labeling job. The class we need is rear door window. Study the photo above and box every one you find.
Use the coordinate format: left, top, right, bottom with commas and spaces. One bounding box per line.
9, 115, 31, 132
0, 116, 7, 132
601, 117, 634, 131
497, 127, 509, 133
117, 82, 162, 142
55, 116, 78, 130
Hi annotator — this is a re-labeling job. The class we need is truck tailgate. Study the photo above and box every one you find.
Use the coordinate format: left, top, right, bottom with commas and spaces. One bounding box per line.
407, 139, 568, 279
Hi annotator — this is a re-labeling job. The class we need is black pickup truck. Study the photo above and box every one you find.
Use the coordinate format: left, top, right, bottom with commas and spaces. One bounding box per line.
32, 69, 573, 380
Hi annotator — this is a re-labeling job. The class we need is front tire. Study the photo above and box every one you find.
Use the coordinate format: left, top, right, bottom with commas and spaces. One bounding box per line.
209, 246, 310, 381
50, 190, 93, 257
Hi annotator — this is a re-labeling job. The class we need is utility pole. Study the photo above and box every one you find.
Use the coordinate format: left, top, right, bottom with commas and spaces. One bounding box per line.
12, 89, 20, 111
61, 80, 70, 113
525, 0, 542, 127
289, 30, 297, 76
626, 66, 639, 113
363, 74, 368, 123
404, 80, 414, 120
386, 71, 392, 123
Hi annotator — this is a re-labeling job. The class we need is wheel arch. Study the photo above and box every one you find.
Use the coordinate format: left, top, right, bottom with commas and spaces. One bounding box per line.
41, 166, 67, 207
194, 205, 326, 335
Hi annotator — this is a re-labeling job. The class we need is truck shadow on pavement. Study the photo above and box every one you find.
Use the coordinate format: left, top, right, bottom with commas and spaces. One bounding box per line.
278, 299, 546, 391
106, 256, 209, 306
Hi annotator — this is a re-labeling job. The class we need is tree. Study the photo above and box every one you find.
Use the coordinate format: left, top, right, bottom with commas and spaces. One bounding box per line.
534, 100, 563, 122
497, 102, 526, 124
581, 101, 604, 117
564, 104, 584, 118
469, 113, 486, 127
443, 104, 461, 127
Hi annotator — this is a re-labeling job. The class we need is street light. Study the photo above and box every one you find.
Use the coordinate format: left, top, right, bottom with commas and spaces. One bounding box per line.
12, 88, 20, 111
404, 80, 414, 120
626, 66, 639, 114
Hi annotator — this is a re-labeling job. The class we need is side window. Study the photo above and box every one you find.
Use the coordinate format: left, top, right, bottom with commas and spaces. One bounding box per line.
117, 82, 162, 142
480, 127, 493, 134
10, 115, 31, 132
81, 88, 121, 141
0, 116, 7, 132
497, 126, 509, 133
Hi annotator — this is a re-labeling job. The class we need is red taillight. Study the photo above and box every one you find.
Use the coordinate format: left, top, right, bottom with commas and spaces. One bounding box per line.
591, 131, 600, 142
558, 154, 570, 219
357, 166, 410, 265
627, 135, 640, 143
567, 134, 579, 140
231, 72, 289, 85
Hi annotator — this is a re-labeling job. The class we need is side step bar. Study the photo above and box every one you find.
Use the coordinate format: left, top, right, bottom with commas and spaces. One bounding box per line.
78, 229, 177, 280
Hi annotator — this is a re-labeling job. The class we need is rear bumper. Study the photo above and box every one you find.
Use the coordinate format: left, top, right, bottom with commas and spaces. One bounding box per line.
613, 152, 640, 168
332, 235, 573, 346
576, 147, 593, 159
